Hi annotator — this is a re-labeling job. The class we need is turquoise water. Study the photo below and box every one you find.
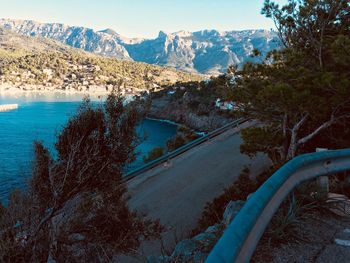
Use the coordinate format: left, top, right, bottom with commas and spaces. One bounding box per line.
0, 93, 177, 203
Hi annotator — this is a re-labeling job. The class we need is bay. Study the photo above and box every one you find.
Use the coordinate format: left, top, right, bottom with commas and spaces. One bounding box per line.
0, 92, 177, 203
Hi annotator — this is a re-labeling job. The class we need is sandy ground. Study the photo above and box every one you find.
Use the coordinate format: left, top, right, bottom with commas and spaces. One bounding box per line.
117, 121, 271, 262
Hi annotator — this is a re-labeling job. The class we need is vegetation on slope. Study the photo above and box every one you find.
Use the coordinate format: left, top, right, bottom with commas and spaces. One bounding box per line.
143, 125, 199, 163
0, 28, 202, 94
231, 0, 350, 165
149, 73, 240, 131
0, 94, 162, 262
194, 0, 350, 260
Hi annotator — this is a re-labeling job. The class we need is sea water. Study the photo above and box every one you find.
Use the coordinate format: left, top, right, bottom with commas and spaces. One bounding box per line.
0, 93, 177, 203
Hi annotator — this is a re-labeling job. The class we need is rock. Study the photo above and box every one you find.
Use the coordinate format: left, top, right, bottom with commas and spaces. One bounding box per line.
68, 233, 85, 242
171, 239, 198, 261
47, 253, 57, 263
193, 232, 217, 251
0, 19, 281, 74
162, 200, 245, 262
247, 192, 255, 200
205, 224, 222, 235
193, 232, 216, 243
183, 91, 194, 103
192, 251, 208, 263
222, 200, 245, 226
146, 255, 171, 263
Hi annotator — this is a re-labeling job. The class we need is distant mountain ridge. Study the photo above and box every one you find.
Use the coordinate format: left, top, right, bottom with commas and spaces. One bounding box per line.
0, 19, 281, 75
0, 27, 201, 95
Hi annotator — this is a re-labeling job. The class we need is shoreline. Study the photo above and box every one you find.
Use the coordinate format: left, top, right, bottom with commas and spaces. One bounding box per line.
0, 86, 136, 102
0, 87, 206, 134
146, 116, 206, 135
1, 87, 117, 96
146, 116, 181, 127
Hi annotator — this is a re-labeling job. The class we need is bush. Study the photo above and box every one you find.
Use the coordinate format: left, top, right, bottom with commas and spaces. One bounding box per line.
0, 93, 162, 262
166, 134, 186, 152
144, 147, 165, 163
166, 126, 200, 152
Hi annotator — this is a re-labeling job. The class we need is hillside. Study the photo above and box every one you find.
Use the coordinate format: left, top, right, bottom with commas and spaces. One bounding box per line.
0, 28, 201, 95
0, 19, 281, 75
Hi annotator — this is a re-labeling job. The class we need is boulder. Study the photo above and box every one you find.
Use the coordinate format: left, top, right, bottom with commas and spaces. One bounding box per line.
222, 200, 245, 226
171, 239, 198, 261
68, 233, 86, 242
193, 232, 217, 251
205, 224, 222, 235
192, 251, 207, 263
146, 255, 171, 263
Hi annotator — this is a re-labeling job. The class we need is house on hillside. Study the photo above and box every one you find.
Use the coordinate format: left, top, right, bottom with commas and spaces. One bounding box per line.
215, 98, 239, 111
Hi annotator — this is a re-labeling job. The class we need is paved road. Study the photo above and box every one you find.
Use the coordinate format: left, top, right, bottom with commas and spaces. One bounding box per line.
127, 121, 269, 231
120, 121, 271, 261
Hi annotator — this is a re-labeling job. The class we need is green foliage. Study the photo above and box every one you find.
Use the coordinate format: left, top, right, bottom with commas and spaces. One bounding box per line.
0, 29, 201, 92
143, 147, 165, 163
264, 193, 306, 245
177, 126, 200, 141
166, 125, 199, 152
143, 125, 199, 164
0, 93, 162, 262
240, 126, 283, 164
166, 134, 186, 152
261, 178, 350, 248
234, 0, 350, 164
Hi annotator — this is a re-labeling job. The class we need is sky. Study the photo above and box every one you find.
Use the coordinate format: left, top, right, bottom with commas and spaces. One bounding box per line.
0, 0, 288, 38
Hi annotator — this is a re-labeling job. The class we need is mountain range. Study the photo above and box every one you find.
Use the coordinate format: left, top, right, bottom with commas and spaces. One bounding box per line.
0, 19, 281, 75
0, 27, 200, 95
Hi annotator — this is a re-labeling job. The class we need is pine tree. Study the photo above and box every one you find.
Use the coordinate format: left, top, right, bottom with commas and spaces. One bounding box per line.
232, 0, 350, 165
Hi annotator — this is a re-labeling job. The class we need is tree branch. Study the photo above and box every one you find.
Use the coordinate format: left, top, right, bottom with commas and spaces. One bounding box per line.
298, 114, 350, 145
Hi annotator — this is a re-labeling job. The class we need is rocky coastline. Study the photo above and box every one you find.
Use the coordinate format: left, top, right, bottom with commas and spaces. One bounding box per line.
148, 92, 236, 132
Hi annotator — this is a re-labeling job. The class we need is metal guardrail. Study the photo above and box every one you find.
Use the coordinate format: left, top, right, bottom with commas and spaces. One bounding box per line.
206, 148, 350, 263
124, 117, 247, 181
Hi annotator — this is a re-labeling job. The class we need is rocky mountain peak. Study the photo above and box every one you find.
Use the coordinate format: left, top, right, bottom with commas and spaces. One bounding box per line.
158, 30, 169, 39
0, 18, 282, 75
99, 28, 118, 36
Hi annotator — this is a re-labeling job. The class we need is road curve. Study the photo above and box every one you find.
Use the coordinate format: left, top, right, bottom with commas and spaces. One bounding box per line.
121, 121, 271, 260
127, 121, 270, 230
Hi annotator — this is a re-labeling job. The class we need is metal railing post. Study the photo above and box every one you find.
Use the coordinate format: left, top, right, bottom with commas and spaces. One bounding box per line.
316, 148, 329, 197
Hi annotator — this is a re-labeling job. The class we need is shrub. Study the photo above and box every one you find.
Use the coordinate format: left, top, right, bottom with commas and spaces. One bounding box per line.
166, 126, 200, 152
0, 93, 162, 262
144, 147, 165, 163
166, 135, 186, 152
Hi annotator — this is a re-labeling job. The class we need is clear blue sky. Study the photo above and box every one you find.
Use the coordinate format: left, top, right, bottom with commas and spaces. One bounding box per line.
0, 0, 287, 38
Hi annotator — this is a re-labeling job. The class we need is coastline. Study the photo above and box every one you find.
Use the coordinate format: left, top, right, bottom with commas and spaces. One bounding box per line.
146, 116, 182, 127
146, 116, 206, 135
0, 86, 207, 134
0, 85, 135, 102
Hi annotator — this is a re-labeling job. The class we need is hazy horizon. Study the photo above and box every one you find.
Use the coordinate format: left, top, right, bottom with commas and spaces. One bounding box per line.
0, 0, 288, 38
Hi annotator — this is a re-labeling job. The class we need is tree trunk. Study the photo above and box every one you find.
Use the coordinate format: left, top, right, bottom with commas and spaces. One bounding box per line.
286, 114, 308, 160
282, 114, 289, 161
286, 138, 298, 160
